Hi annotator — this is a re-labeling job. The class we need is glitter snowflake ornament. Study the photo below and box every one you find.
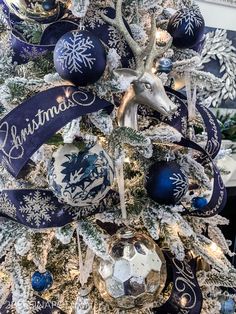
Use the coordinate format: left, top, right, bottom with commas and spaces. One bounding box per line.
48, 143, 114, 207
93, 227, 167, 309
145, 161, 189, 205
167, 4, 205, 49
54, 30, 107, 86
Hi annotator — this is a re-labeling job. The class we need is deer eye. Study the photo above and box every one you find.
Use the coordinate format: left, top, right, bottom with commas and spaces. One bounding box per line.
143, 82, 152, 91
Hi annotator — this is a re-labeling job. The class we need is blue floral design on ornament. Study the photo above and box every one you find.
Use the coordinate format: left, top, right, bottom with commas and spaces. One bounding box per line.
61, 150, 113, 204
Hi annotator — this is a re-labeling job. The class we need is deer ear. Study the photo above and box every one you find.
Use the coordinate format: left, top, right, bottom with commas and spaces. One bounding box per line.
113, 68, 139, 81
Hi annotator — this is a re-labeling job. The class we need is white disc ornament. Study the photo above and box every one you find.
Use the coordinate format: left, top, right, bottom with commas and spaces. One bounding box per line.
48, 143, 114, 207
93, 228, 167, 309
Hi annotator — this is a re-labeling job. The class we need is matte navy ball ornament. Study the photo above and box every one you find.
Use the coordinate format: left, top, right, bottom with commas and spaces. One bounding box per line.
54, 30, 107, 86
145, 161, 188, 205
31, 270, 53, 292
192, 196, 208, 209
157, 58, 173, 73
167, 5, 205, 49
220, 298, 235, 314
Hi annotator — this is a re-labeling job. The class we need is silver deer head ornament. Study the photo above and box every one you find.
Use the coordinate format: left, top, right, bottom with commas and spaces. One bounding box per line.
101, 0, 177, 130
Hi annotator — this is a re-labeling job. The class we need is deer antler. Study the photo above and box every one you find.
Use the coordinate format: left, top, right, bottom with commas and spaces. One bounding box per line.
144, 16, 173, 70
100, 0, 143, 66
101, 1, 173, 72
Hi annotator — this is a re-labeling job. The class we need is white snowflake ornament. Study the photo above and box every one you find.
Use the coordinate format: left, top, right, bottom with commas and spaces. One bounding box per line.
54, 30, 107, 86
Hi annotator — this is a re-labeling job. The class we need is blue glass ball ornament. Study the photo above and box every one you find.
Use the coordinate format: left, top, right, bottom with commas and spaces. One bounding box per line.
48, 143, 114, 207
220, 298, 236, 314
192, 196, 208, 209
157, 58, 173, 73
167, 5, 205, 49
54, 30, 107, 86
31, 270, 53, 292
145, 161, 188, 205
42, 0, 56, 11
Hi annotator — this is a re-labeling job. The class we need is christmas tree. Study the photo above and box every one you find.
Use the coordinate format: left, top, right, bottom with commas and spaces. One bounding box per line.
0, 0, 235, 313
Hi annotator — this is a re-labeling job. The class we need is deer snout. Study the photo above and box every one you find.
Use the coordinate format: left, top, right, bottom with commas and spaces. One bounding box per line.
169, 100, 178, 113
160, 99, 177, 116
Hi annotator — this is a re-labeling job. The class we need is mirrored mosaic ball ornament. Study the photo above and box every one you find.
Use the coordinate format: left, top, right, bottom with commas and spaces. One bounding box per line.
31, 270, 53, 292
167, 5, 205, 49
48, 143, 114, 207
93, 228, 167, 309
145, 161, 189, 205
3, 0, 69, 23
54, 30, 107, 86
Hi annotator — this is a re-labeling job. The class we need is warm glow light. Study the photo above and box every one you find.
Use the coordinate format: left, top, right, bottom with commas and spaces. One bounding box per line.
180, 296, 188, 307
56, 96, 64, 104
65, 88, 71, 98
209, 242, 222, 256
124, 157, 131, 163
156, 29, 171, 46
152, 66, 157, 74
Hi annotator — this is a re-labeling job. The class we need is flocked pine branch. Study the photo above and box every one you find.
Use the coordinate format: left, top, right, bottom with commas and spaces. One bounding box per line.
5, 251, 34, 314
142, 207, 161, 240
198, 269, 236, 288
173, 55, 201, 72
143, 124, 182, 143
88, 109, 114, 135
192, 234, 233, 272
0, 221, 27, 261
77, 219, 110, 261
207, 225, 235, 257
109, 126, 151, 160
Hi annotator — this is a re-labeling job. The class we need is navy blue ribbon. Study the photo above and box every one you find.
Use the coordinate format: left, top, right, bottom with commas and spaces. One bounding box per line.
0, 86, 113, 178
163, 87, 222, 160
153, 251, 203, 314
0, 189, 119, 229
152, 88, 226, 217
178, 137, 227, 217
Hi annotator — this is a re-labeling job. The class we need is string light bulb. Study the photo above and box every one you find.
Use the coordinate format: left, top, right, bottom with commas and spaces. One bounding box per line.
179, 295, 188, 307
156, 29, 172, 46
209, 242, 222, 256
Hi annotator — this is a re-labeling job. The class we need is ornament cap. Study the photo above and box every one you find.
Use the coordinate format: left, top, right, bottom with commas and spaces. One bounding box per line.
117, 228, 135, 239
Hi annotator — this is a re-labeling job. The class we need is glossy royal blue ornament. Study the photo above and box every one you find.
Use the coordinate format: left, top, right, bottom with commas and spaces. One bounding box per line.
31, 270, 53, 292
145, 161, 188, 205
54, 30, 107, 86
220, 298, 236, 314
157, 58, 173, 73
167, 5, 205, 49
192, 196, 208, 209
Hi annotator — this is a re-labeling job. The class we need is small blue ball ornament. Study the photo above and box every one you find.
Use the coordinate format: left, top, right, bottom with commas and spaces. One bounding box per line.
167, 5, 205, 49
31, 270, 53, 292
145, 161, 188, 205
192, 196, 208, 209
54, 30, 107, 86
42, 0, 57, 11
220, 298, 235, 314
157, 58, 173, 73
